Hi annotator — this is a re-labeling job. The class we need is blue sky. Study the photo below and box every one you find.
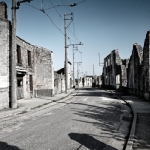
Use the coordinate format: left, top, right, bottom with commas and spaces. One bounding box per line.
4, 0, 150, 77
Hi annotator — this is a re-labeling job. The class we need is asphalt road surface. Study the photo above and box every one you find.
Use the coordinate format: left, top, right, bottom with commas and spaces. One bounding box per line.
0, 88, 131, 150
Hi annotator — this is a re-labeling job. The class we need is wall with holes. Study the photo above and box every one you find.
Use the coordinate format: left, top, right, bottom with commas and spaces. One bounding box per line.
102, 49, 129, 89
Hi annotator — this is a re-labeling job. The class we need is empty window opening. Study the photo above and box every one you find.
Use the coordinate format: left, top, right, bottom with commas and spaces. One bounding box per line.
28, 50, 31, 66
16, 45, 22, 65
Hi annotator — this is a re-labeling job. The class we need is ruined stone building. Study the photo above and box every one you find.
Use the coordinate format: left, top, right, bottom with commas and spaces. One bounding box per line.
0, 2, 54, 110
33, 45, 54, 97
127, 31, 150, 100
54, 70, 65, 94
102, 30, 150, 100
102, 49, 128, 89
127, 43, 143, 95
54, 60, 73, 94
141, 31, 150, 100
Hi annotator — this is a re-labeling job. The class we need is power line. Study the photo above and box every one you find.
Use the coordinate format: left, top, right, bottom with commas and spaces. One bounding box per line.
67, 27, 81, 42
25, 3, 64, 36
49, 0, 62, 19
64, 0, 72, 13
77, 0, 87, 5
47, 0, 80, 44
61, 0, 70, 13
62, 0, 81, 43
25, 2, 81, 44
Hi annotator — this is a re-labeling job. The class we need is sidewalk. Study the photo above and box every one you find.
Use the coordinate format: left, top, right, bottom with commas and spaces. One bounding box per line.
117, 92, 150, 150
0, 88, 75, 119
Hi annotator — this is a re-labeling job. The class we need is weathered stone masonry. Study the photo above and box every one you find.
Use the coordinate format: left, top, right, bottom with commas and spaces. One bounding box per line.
0, 2, 10, 109
140, 31, 150, 100
34, 46, 54, 97
127, 43, 143, 95
102, 49, 128, 89
102, 30, 150, 101
0, 2, 54, 110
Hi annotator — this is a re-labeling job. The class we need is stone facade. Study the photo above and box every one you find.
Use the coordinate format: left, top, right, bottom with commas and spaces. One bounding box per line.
33, 46, 54, 97
15, 37, 54, 99
0, 2, 54, 109
102, 30, 150, 100
127, 31, 150, 100
54, 60, 73, 94
65, 61, 73, 89
15, 36, 34, 99
84, 76, 93, 87
127, 43, 143, 95
54, 71, 65, 95
0, 5, 10, 109
102, 49, 128, 89
141, 31, 150, 100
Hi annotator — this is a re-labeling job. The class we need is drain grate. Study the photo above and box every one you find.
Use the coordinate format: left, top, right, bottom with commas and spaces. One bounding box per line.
122, 116, 132, 121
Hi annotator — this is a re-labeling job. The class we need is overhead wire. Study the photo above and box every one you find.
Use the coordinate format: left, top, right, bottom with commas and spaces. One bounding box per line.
77, 0, 87, 5
25, 1, 83, 54
47, 0, 80, 45
25, 2, 64, 36
62, 0, 81, 43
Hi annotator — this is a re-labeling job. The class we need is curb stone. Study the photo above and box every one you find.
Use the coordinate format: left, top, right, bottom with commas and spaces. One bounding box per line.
115, 93, 136, 150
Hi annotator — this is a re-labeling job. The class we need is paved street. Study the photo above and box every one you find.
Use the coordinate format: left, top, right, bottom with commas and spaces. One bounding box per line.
0, 88, 132, 150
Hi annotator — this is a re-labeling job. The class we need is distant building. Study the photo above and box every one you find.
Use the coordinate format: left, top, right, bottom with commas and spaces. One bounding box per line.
54, 60, 73, 94
54, 71, 65, 94
102, 49, 129, 89
84, 76, 93, 87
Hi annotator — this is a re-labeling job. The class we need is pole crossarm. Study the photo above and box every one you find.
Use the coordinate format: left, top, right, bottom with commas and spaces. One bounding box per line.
70, 42, 83, 46
75, 62, 82, 63
71, 43, 83, 87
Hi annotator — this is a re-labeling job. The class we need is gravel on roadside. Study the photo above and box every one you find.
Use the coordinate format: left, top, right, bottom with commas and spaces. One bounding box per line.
133, 113, 150, 150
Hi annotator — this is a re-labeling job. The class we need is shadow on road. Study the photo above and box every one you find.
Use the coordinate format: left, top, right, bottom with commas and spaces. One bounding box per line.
75, 88, 119, 99
68, 133, 117, 150
69, 88, 127, 146
0, 141, 22, 150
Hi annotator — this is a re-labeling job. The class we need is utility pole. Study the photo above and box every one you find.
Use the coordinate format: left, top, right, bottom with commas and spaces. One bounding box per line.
64, 13, 73, 93
11, 0, 17, 108
10, 0, 32, 108
73, 46, 78, 87
71, 43, 83, 87
75, 62, 82, 79
93, 65, 95, 76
